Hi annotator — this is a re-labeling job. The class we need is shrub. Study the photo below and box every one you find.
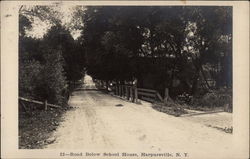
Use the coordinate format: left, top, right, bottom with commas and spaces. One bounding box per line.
191, 89, 232, 109
19, 51, 68, 106
176, 92, 193, 104
19, 60, 43, 99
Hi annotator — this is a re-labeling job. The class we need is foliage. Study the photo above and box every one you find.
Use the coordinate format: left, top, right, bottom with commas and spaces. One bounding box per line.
19, 6, 85, 106
19, 50, 67, 105
19, 14, 32, 37
19, 5, 62, 26
19, 5, 232, 106
79, 6, 232, 98
187, 7, 232, 92
19, 60, 43, 99
176, 92, 193, 104
40, 50, 67, 105
42, 25, 85, 82
191, 89, 232, 109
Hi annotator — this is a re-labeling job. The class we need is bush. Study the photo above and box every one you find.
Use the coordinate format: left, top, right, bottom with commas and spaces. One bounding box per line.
191, 89, 232, 109
38, 51, 67, 105
19, 51, 68, 106
19, 60, 43, 99
176, 92, 193, 104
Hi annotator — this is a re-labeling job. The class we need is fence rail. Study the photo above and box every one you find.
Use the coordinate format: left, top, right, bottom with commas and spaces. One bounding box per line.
137, 87, 165, 103
137, 88, 157, 93
19, 97, 61, 111
91, 80, 169, 104
112, 84, 168, 104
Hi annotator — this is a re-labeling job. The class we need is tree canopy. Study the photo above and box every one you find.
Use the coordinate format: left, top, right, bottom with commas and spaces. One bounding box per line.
19, 5, 232, 101
78, 6, 232, 96
19, 6, 85, 105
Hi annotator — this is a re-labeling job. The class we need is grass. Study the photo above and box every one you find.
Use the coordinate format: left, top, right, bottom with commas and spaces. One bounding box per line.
181, 103, 225, 112
19, 107, 69, 149
152, 101, 188, 117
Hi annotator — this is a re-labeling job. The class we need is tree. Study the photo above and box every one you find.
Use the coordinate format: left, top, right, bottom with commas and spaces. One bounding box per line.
81, 7, 189, 89
19, 6, 86, 105
42, 24, 85, 82
77, 6, 232, 97
19, 5, 62, 26
186, 7, 232, 93
82, 7, 139, 83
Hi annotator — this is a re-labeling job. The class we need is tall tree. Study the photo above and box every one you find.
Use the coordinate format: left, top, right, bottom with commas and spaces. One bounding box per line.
187, 6, 232, 93
19, 5, 86, 105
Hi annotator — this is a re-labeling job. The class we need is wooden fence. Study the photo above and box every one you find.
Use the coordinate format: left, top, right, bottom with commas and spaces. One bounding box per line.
113, 84, 169, 104
19, 97, 61, 112
71, 79, 168, 104
137, 88, 164, 103
114, 85, 138, 103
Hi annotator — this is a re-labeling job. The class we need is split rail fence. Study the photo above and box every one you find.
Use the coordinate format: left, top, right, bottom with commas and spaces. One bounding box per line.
19, 97, 61, 112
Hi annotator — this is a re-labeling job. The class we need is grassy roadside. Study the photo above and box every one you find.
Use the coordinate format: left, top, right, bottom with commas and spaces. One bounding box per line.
18, 108, 69, 149
152, 101, 233, 134
152, 101, 188, 117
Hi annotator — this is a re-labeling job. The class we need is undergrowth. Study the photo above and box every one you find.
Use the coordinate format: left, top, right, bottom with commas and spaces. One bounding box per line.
152, 100, 188, 117
19, 107, 71, 149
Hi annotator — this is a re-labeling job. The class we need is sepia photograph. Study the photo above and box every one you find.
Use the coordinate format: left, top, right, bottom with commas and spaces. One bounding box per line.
1, 1, 249, 159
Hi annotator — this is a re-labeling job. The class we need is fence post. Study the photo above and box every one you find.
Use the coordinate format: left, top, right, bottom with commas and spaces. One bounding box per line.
116, 85, 118, 95
123, 85, 125, 97
117, 85, 119, 96
132, 87, 135, 103
164, 88, 169, 104
118, 85, 121, 96
126, 86, 129, 100
121, 85, 123, 97
122, 85, 124, 97
134, 86, 138, 103
224, 103, 230, 112
123, 85, 125, 98
120, 85, 123, 97
130, 87, 133, 101
44, 100, 48, 111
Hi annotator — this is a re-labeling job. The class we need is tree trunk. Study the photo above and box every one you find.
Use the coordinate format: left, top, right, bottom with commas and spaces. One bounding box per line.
200, 65, 211, 90
191, 72, 199, 95
191, 57, 201, 95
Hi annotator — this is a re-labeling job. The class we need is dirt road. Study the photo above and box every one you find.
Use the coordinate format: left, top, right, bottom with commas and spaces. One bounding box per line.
45, 75, 232, 157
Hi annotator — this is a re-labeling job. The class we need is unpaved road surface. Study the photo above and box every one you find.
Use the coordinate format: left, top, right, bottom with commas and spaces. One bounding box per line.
45, 75, 232, 157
